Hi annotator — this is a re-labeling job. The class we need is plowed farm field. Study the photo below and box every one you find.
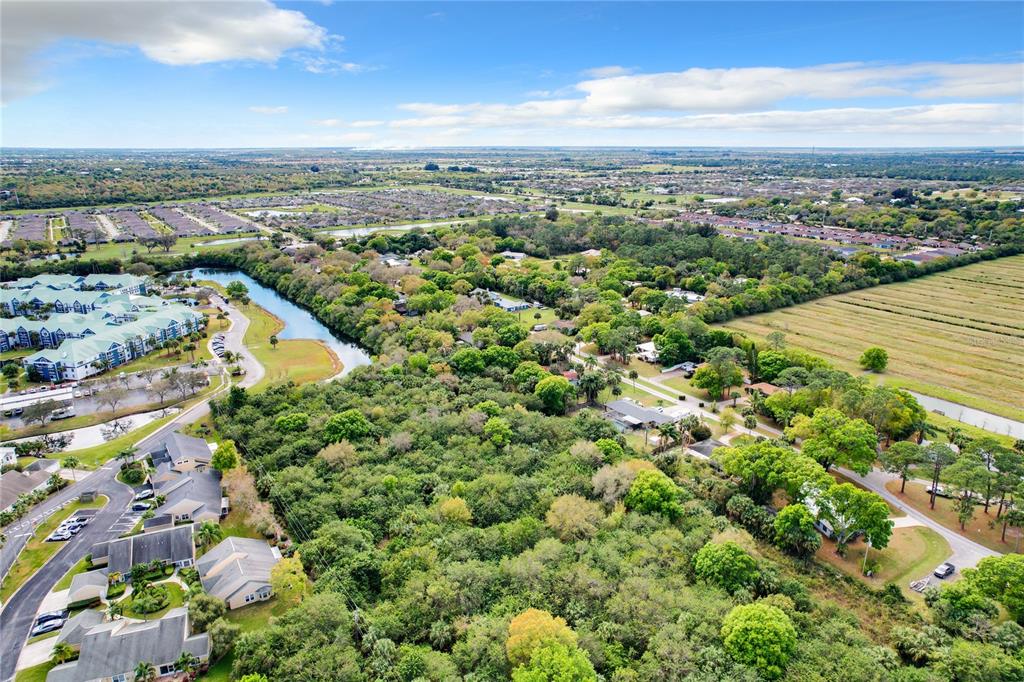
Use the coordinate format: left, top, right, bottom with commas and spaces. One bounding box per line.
724, 255, 1024, 421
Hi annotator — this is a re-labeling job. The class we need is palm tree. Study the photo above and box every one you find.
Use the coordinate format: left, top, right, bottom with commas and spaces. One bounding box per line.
578, 372, 604, 406
948, 426, 971, 451
51, 641, 76, 665
115, 447, 137, 469
176, 652, 200, 680
912, 418, 939, 445
61, 456, 81, 483
134, 661, 157, 682
106, 600, 123, 620
195, 521, 223, 549
657, 423, 679, 452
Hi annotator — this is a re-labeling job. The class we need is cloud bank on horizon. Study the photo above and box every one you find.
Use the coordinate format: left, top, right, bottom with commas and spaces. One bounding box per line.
2, 0, 1022, 148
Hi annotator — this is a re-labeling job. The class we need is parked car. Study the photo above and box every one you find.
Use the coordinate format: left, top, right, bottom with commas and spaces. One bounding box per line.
30, 619, 65, 637
134, 489, 154, 501
926, 484, 953, 499
46, 531, 72, 542
35, 610, 68, 625
130, 502, 151, 512
934, 562, 956, 579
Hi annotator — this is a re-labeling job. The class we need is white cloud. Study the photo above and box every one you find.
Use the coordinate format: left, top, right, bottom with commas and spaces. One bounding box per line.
562, 103, 1023, 135
581, 65, 632, 78
312, 118, 343, 127
573, 62, 1024, 113
250, 105, 289, 115
383, 61, 1023, 144
350, 120, 384, 128
2, 0, 327, 103
298, 56, 371, 74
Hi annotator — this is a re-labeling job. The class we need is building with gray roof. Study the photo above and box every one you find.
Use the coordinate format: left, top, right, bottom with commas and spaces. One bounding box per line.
46, 607, 209, 682
91, 525, 195, 580
604, 399, 677, 430
68, 570, 109, 605
196, 536, 282, 610
0, 468, 52, 513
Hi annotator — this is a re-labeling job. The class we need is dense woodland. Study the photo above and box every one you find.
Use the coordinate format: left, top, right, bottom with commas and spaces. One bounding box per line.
4, 210, 1023, 679
138, 232, 1024, 681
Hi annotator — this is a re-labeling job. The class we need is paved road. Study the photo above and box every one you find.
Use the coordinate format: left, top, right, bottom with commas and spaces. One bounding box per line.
576, 346, 1000, 573
837, 466, 1000, 573
209, 294, 264, 387
0, 303, 260, 681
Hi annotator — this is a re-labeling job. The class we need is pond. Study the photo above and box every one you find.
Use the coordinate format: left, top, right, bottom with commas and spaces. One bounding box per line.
907, 390, 1024, 439
183, 268, 373, 377
194, 236, 263, 246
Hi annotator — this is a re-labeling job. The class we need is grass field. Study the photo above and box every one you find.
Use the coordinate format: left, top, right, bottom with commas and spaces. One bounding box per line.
198, 281, 342, 390
723, 256, 1024, 422
0, 496, 109, 603
238, 301, 342, 390
885, 480, 1023, 553
1, 232, 264, 265
815, 525, 951, 599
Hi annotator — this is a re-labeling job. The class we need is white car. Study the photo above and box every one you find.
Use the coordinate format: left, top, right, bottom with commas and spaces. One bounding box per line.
134, 489, 154, 501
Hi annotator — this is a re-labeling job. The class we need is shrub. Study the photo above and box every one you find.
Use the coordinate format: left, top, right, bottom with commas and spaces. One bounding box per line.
693, 541, 758, 594
721, 602, 797, 679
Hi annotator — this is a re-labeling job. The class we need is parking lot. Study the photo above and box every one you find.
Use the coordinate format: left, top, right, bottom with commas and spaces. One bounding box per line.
107, 505, 145, 535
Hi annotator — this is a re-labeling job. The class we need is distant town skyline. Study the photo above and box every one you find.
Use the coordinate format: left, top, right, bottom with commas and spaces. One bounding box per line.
3, 1, 1022, 148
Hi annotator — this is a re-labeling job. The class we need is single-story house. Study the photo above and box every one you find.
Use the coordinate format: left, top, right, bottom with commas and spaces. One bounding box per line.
46, 608, 209, 682
144, 468, 228, 532
1, 446, 16, 469
604, 399, 677, 431
636, 341, 659, 363
196, 536, 283, 610
149, 432, 214, 473
68, 570, 109, 605
745, 382, 782, 397
499, 250, 527, 261
472, 288, 531, 313
0, 468, 52, 513
56, 609, 105, 648
91, 524, 195, 579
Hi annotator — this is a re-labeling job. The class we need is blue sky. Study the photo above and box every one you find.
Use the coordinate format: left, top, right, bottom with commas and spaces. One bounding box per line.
2, 1, 1022, 148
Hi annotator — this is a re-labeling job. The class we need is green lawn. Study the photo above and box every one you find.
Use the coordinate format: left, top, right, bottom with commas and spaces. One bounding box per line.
815, 525, 951, 600
218, 509, 266, 541
1, 496, 109, 602
110, 343, 214, 375
198, 654, 232, 682
224, 596, 292, 632
52, 556, 92, 592
235, 300, 341, 390
15, 662, 55, 682
118, 580, 185, 620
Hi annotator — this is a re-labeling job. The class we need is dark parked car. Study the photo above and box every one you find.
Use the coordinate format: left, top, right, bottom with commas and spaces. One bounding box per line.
130, 502, 151, 512
35, 610, 68, 625
934, 562, 956, 579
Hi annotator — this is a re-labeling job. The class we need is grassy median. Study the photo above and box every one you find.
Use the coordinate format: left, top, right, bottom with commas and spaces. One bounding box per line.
0, 495, 109, 603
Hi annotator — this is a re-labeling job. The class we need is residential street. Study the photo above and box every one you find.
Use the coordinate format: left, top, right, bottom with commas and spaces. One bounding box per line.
837, 466, 999, 572
0, 301, 261, 682
575, 346, 1002, 574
